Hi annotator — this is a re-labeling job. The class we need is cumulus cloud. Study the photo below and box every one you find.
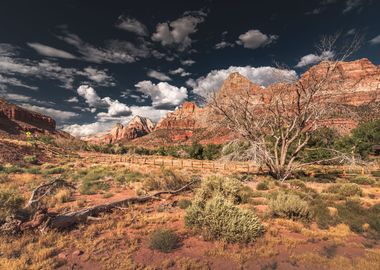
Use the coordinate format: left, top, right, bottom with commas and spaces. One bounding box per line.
27, 43, 76, 59
188, 66, 297, 97
147, 70, 172, 81
115, 15, 148, 36
20, 104, 78, 122
369, 35, 380, 45
76, 85, 131, 120
135, 80, 187, 109
152, 12, 206, 50
295, 51, 334, 68
237, 29, 278, 49
62, 104, 171, 137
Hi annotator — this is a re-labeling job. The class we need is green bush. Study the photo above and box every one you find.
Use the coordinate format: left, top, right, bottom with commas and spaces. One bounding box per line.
256, 181, 269, 190
42, 167, 65, 175
197, 176, 253, 204
185, 194, 264, 243
202, 144, 222, 160
77, 167, 113, 195
1, 165, 23, 174
149, 229, 179, 253
269, 192, 312, 220
142, 169, 188, 191
349, 175, 376, 185
188, 142, 204, 160
23, 155, 38, 164
178, 199, 192, 209
325, 183, 363, 197
288, 179, 307, 190
0, 189, 24, 220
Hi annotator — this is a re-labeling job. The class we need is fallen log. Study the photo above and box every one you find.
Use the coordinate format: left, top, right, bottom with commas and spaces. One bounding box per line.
46, 180, 196, 230
26, 179, 76, 209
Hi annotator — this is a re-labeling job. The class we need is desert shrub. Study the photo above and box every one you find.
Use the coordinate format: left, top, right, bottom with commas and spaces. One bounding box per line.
0, 189, 24, 220
313, 173, 338, 183
0, 173, 9, 183
256, 181, 269, 190
202, 144, 222, 160
42, 167, 65, 175
325, 183, 362, 197
185, 194, 264, 243
188, 142, 204, 160
23, 167, 41, 174
149, 229, 179, 253
23, 155, 38, 164
289, 179, 307, 190
349, 175, 376, 185
1, 165, 23, 174
38, 135, 55, 145
77, 167, 114, 195
310, 199, 338, 229
142, 169, 189, 191
197, 176, 253, 204
178, 199, 192, 209
269, 192, 312, 220
115, 170, 143, 184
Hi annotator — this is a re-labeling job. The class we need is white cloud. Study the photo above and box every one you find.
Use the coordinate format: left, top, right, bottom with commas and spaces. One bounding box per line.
369, 35, 380, 45
20, 104, 78, 122
214, 41, 235, 49
62, 122, 116, 137
82, 67, 115, 86
169, 67, 191, 77
0, 45, 115, 89
0, 74, 38, 90
66, 96, 79, 103
27, 43, 76, 59
0, 93, 54, 107
152, 13, 206, 50
346, 28, 356, 35
115, 15, 148, 36
62, 104, 172, 137
181, 59, 195, 66
135, 80, 187, 108
76, 85, 131, 120
237, 29, 278, 49
147, 70, 172, 81
343, 0, 366, 13
189, 66, 297, 97
58, 30, 150, 64
295, 51, 334, 68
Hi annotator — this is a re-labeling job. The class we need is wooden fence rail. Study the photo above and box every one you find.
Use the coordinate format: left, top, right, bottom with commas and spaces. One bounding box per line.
82, 154, 380, 178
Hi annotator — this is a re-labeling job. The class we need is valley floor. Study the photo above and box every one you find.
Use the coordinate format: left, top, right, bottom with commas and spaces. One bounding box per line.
1, 145, 380, 269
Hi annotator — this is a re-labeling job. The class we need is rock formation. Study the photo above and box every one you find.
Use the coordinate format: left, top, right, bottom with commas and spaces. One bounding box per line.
131, 58, 380, 146
0, 98, 56, 135
84, 116, 154, 144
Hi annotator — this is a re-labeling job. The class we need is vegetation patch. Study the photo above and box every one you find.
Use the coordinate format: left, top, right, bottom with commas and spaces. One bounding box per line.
269, 192, 312, 221
0, 189, 25, 220
325, 183, 363, 197
149, 229, 180, 253
349, 175, 376, 185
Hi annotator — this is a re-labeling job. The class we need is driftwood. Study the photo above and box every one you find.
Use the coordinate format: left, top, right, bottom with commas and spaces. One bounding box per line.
46, 180, 196, 230
26, 179, 76, 209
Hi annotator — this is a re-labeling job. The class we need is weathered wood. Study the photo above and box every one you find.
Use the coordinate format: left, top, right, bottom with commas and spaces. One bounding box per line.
47, 180, 196, 230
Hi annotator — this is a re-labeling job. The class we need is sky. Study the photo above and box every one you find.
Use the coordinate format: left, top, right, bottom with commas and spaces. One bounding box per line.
0, 0, 379, 137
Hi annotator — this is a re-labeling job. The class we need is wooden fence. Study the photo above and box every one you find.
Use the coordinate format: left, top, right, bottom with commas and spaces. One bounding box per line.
82, 153, 380, 178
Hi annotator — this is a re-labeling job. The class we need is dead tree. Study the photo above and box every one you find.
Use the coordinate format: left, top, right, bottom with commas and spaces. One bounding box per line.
211, 33, 367, 181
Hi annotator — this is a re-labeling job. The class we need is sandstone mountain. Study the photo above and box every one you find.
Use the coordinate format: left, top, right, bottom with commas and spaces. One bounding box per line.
84, 116, 154, 144
0, 98, 56, 135
131, 58, 380, 146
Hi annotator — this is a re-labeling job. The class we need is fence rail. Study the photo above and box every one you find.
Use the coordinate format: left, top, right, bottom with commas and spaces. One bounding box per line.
81, 153, 380, 177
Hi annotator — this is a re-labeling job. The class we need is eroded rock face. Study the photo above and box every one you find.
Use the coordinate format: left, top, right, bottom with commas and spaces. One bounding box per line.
84, 116, 154, 144
0, 98, 56, 134
133, 58, 380, 146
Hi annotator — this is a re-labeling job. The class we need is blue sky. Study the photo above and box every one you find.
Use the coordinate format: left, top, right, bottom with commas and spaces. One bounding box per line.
0, 0, 379, 136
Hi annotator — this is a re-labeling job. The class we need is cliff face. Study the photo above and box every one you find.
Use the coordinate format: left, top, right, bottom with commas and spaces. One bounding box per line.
0, 98, 56, 135
131, 58, 380, 146
84, 116, 154, 144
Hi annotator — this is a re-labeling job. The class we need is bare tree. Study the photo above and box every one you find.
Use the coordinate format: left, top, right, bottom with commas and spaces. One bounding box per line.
210, 33, 367, 180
